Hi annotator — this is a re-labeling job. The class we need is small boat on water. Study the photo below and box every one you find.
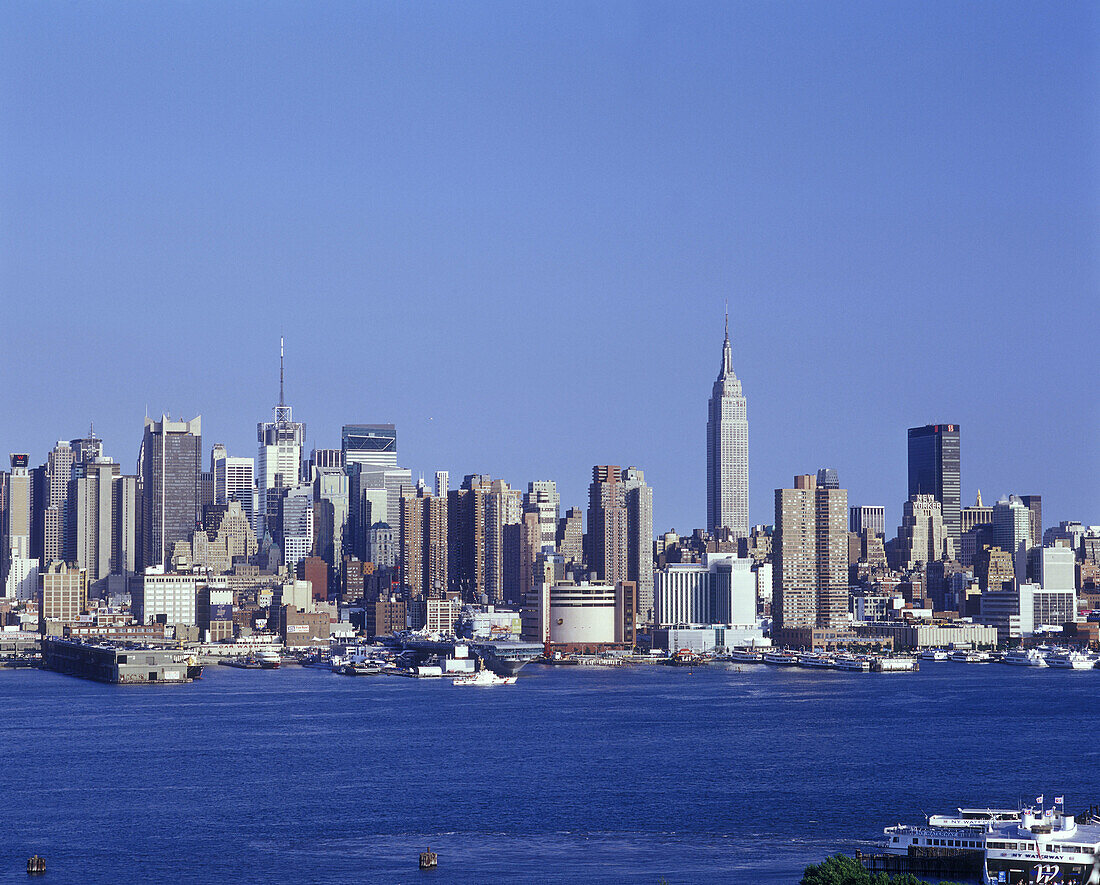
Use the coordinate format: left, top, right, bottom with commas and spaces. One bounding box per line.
342, 662, 383, 676
257, 649, 281, 670
832, 655, 871, 672
221, 655, 263, 669
452, 668, 517, 686
797, 652, 835, 669
1046, 650, 1096, 670
1003, 648, 1049, 667
949, 650, 991, 663
873, 656, 918, 672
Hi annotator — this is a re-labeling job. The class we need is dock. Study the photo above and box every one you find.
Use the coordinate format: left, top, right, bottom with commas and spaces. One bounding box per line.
42, 638, 199, 684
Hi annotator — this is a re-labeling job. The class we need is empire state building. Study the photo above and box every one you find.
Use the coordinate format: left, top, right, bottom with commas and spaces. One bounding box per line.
706, 313, 749, 537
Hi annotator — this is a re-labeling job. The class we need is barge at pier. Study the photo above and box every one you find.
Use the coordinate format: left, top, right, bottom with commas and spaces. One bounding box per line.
42, 638, 201, 684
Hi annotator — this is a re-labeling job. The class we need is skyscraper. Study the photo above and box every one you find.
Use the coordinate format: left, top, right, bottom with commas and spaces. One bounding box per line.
587, 465, 627, 586
139, 416, 202, 570
73, 458, 138, 592
892, 495, 952, 570
3, 454, 37, 600
313, 467, 350, 576
849, 505, 886, 538
622, 467, 654, 625
342, 424, 398, 469
706, 311, 749, 537
257, 339, 305, 542
555, 507, 583, 571
448, 474, 491, 601
69, 426, 103, 465
485, 479, 522, 604
399, 487, 448, 598
772, 474, 849, 638
1019, 495, 1042, 552
43, 440, 74, 564
993, 495, 1032, 586
211, 444, 255, 533
907, 424, 961, 552
279, 484, 314, 573
342, 423, 411, 531
524, 481, 560, 550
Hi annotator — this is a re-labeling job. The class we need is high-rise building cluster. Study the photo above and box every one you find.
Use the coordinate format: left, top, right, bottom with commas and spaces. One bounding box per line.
2, 321, 1096, 656
0, 339, 656, 645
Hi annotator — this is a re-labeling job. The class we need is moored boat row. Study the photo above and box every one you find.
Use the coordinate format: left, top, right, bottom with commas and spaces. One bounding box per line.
921, 645, 1100, 670
729, 649, 918, 672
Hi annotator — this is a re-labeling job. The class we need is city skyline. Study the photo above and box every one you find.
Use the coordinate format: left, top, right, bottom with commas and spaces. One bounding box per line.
0, 327, 1092, 540
2, 2, 1096, 533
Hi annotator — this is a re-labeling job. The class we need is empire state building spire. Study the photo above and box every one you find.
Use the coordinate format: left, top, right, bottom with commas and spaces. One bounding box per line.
720, 303, 734, 379
706, 306, 749, 537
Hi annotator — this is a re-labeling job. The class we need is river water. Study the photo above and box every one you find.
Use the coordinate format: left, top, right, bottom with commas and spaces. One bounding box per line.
1, 660, 1098, 884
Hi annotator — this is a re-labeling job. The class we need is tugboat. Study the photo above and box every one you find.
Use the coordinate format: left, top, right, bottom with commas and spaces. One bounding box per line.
185, 655, 204, 680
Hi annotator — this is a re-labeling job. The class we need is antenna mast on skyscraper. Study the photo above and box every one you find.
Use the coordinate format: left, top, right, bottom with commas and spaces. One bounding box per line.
274, 336, 293, 425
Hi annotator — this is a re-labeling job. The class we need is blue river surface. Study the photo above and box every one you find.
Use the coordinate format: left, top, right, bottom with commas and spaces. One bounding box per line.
1, 660, 1098, 885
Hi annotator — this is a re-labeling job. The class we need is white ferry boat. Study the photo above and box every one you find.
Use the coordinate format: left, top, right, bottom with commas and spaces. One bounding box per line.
833, 655, 871, 672
1047, 650, 1096, 671
950, 649, 992, 663
762, 650, 799, 666
257, 649, 281, 669
797, 652, 835, 669
1004, 648, 1049, 667
873, 656, 918, 672
727, 649, 764, 664
921, 649, 949, 662
880, 804, 1100, 885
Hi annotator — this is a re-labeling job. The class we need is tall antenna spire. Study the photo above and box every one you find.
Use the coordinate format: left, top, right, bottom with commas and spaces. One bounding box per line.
279, 336, 285, 407
719, 301, 733, 378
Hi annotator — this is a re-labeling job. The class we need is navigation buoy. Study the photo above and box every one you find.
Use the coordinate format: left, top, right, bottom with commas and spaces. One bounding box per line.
26, 855, 46, 875
419, 848, 438, 870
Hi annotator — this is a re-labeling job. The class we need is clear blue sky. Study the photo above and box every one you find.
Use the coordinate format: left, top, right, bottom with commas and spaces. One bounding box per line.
2, 1, 1097, 535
